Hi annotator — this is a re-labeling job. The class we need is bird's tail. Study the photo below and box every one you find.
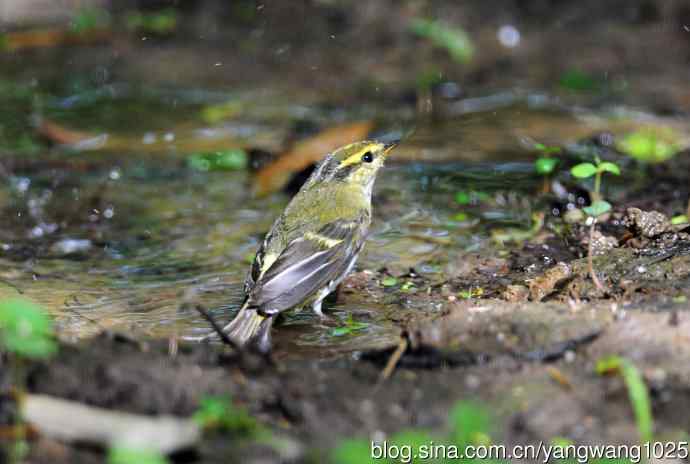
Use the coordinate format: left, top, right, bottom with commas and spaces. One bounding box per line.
222, 303, 273, 352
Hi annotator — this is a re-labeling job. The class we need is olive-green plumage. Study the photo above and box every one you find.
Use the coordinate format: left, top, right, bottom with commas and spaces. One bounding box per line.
221, 140, 394, 351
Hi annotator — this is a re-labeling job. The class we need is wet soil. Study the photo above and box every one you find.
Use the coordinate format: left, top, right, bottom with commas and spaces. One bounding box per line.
8, 229, 690, 463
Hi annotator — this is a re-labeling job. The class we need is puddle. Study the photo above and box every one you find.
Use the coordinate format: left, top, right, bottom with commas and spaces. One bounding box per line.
1, 73, 688, 361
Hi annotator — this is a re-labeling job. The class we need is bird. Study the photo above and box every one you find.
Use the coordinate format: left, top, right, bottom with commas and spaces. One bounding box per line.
220, 140, 395, 351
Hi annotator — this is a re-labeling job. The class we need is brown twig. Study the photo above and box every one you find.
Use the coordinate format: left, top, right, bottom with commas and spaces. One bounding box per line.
378, 337, 409, 384
194, 304, 240, 350
588, 220, 606, 293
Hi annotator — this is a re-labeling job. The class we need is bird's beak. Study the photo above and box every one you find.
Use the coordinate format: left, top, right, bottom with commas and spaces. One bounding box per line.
383, 141, 398, 156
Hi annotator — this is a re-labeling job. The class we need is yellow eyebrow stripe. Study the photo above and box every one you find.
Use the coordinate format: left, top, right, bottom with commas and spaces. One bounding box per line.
339, 143, 384, 168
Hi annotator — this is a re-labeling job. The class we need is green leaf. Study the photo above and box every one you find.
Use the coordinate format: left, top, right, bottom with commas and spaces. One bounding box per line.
330, 314, 369, 337
410, 18, 474, 64
570, 163, 598, 179
534, 143, 561, 155
596, 356, 653, 443
671, 215, 688, 225
534, 157, 559, 175
0, 298, 57, 359
381, 276, 398, 287
583, 200, 612, 217
597, 161, 621, 175
329, 322, 368, 337
108, 447, 169, 464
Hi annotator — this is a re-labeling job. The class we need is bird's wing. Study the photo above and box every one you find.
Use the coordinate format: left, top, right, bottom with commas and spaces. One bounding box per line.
247, 218, 364, 315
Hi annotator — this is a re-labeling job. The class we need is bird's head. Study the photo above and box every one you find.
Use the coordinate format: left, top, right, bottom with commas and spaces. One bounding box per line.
305, 140, 396, 194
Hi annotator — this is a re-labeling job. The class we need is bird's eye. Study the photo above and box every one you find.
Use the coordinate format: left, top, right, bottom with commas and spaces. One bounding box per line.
361, 152, 373, 163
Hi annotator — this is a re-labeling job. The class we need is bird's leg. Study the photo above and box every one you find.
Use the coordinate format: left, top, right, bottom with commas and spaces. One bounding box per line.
312, 299, 325, 318
312, 297, 338, 327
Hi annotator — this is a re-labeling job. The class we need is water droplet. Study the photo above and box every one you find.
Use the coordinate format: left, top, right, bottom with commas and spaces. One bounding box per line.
497, 25, 520, 48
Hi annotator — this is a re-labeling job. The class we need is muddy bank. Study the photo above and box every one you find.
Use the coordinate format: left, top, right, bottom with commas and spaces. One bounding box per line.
11, 300, 690, 463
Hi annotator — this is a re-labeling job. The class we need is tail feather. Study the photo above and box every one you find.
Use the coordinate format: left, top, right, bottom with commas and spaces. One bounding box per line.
222, 304, 273, 351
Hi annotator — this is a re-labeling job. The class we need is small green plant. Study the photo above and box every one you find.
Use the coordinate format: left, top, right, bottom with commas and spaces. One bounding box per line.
410, 18, 474, 64
107, 447, 169, 464
187, 149, 248, 172
596, 356, 653, 444
534, 143, 562, 175
571, 157, 621, 213
330, 313, 369, 337
570, 158, 620, 293
0, 297, 57, 359
534, 143, 562, 193
192, 395, 260, 437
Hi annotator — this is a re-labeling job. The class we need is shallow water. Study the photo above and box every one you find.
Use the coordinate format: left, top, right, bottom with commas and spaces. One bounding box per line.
0, 74, 685, 359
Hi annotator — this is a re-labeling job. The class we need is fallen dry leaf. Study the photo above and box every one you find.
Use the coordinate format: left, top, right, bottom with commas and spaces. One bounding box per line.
1, 28, 111, 51
35, 118, 281, 156
252, 121, 374, 196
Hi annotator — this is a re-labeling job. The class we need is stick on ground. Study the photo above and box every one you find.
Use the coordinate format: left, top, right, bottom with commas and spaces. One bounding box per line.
194, 304, 240, 350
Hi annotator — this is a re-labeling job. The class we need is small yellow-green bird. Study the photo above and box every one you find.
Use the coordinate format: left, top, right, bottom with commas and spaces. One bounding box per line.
222, 140, 395, 351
